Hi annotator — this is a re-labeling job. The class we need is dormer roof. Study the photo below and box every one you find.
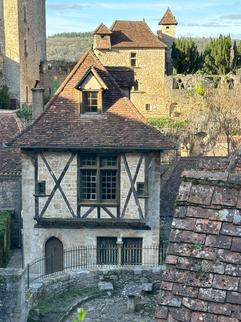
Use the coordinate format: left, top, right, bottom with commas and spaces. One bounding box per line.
7, 50, 175, 151
159, 8, 178, 25
76, 66, 109, 90
94, 23, 112, 35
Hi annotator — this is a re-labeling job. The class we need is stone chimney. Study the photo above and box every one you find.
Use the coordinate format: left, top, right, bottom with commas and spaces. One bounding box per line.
32, 80, 44, 120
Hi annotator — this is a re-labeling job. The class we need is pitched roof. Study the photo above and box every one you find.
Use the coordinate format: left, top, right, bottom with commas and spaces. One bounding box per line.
110, 20, 166, 49
106, 67, 134, 89
0, 112, 22, 176
156, 150, 241, 321
7, 50, 175, 151
94, 23, 112, 35
159, 8, 178, 25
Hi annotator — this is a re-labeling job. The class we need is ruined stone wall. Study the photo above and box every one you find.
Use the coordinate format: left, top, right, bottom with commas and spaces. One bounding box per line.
94, 48, 166, 116
22, 151, 161, 264
0, 176, 21, 248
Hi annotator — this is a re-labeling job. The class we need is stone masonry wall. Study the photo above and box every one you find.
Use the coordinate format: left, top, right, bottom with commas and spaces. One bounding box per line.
95, 48, 166, 116
0, 176, 21, 248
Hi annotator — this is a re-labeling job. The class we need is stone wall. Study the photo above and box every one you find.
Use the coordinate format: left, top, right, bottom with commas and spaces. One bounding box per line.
0, 176, 21, 248
0, 268, 26, 322
94, 48, 166, 116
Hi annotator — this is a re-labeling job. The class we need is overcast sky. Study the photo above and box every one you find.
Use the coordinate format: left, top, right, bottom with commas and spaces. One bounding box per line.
46, 0, 241, 39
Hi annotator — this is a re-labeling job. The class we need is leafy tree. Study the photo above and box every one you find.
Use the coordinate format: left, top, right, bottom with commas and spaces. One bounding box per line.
203, 35, 232, 74
172, 38, 203, 74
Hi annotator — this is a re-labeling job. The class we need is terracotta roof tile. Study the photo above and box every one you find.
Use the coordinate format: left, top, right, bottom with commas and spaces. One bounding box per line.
8, 50, 175, 151
94, 23, 112, 35
0, 112, 22, 175
159, 8, 178, 25
110, 20, 166, 49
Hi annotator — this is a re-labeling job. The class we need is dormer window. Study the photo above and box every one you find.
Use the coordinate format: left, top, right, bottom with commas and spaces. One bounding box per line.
82, 91, 99, 113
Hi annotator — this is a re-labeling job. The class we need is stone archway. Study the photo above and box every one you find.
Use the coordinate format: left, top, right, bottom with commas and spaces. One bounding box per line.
45, 237, 64, 275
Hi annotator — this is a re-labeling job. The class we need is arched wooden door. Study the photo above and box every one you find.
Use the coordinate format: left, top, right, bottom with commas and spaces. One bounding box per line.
45, 237, 63, 275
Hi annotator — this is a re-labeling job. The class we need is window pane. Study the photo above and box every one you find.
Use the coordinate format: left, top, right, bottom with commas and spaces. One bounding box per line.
101, 170, 117, 200
80, 169, 97, 200
83, 91, 98, 113
101, 156, 117, 167
80, 157, 97, 167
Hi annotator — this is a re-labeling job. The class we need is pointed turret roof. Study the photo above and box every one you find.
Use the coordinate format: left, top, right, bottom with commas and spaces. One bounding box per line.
94, 23, 112, 35
159, 8, 178, 25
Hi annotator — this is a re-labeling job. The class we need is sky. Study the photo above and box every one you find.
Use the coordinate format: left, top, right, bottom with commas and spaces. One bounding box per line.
46, 0, 241, 39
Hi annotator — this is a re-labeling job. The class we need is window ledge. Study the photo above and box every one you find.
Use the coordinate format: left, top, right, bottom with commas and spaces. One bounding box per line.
79, 201, 118, 207
131, 91, 146, 94
33, 194, 51, 198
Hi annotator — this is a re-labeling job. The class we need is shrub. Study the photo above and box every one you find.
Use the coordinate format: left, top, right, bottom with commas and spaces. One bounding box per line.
16, 105, 32, 121
195, 84, 205, 96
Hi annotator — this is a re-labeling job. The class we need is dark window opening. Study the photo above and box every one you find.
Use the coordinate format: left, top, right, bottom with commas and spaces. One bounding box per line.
130, 52, 137, 67
24, 40, 28, 55
79, 155, 118, 203
82, 91, 99, 113
136, 182, 147, 197
23, 5, 27, 22
97, 237, 143, 265
37, 181, 46, 195
133, 80, 139, 91
145, 104, 151, 111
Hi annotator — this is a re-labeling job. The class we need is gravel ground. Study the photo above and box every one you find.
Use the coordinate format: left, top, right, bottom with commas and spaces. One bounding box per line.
67, 294, 156, 322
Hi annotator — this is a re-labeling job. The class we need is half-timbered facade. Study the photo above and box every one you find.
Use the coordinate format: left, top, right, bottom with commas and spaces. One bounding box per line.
8, 50, 176, 266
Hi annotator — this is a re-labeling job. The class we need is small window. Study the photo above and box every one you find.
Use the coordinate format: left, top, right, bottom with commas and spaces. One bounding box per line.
130, 52, 137, 67
24, 40, 28, 55
166, 26, 170, 30
145, 104, 151, 112
23, 5, 27, 22
133, 80, 139, 91
136, 182, 147, 197
37, 181, 46, 195
82, 91, 99, 113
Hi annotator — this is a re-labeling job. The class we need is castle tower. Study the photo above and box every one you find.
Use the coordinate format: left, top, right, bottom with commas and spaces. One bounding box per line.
1, 0, 46, 105
93, 23, 112, 50
158, 8, 177, 75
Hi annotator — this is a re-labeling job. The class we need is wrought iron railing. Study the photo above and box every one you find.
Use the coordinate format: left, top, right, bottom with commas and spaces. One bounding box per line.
25, 242, 168, 288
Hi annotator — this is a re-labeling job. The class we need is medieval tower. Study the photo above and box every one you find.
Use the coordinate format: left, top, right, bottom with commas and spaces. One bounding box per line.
158, 8, 177, 75
0, 0, 46, 105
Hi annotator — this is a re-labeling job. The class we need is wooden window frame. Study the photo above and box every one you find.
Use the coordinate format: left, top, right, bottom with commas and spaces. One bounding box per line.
80, 90, 102, 114
78, 154, 120, 206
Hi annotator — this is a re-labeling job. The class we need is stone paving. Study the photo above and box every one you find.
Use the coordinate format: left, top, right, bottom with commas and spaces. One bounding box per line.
67, 294, 156, 322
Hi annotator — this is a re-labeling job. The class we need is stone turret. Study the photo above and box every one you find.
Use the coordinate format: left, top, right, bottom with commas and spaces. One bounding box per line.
158, 8, 177, 75
93, 23, 112, 50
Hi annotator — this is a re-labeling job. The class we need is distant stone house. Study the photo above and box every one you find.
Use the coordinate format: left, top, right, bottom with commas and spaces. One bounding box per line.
0, 111, 22, 248
93, 9, 177, 116
7, 50, 176, 268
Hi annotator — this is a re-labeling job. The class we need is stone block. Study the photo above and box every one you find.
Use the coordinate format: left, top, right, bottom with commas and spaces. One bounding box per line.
173, 284, 199, 298
169, 307, 191, 322
98, 282, 114, 292
212, 187, 239, 207
191, 312, 218, 322
171, 218, 196, 231
231, 237, 241, 252
183, 297, 208, 312
189, 185, 214, 205
155, 306, 168, 319
160, 281, 173, 291
170, 229, 206, 244
225, 264, 241, 277
158, 291, 182, 308
177, 182, 192, 202
221, 223, 241, 237
218, 249, 241, 264
226, 292, 241, 305
208, 302, 232, 316
202, 260, 225, 274
142, 283, 153, 292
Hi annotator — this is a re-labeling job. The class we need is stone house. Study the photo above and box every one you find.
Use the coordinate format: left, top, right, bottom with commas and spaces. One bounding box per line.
93, 10, 177, 116
7, 50, 176, 268
0, 0, 46, 104
0, 111, 22, 248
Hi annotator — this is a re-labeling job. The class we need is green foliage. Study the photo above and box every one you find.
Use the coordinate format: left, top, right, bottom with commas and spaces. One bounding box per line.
172, 38, 203, 74
16, 105, 32, 121
149, 116, 189, 132
203, 35, 232, 74
73, 308, 86, 322
195, 84, 205, 96
0, 211, 11, 267
49, 32, 92, 39
0, 85, 10, 109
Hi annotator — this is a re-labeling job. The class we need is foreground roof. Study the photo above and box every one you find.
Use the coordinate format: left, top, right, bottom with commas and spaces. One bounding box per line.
110, 20, 166, 49
156, 149, 241, 321
8, 50, 175, 151
0, 112, 22, 176
159, 8, 178, 25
